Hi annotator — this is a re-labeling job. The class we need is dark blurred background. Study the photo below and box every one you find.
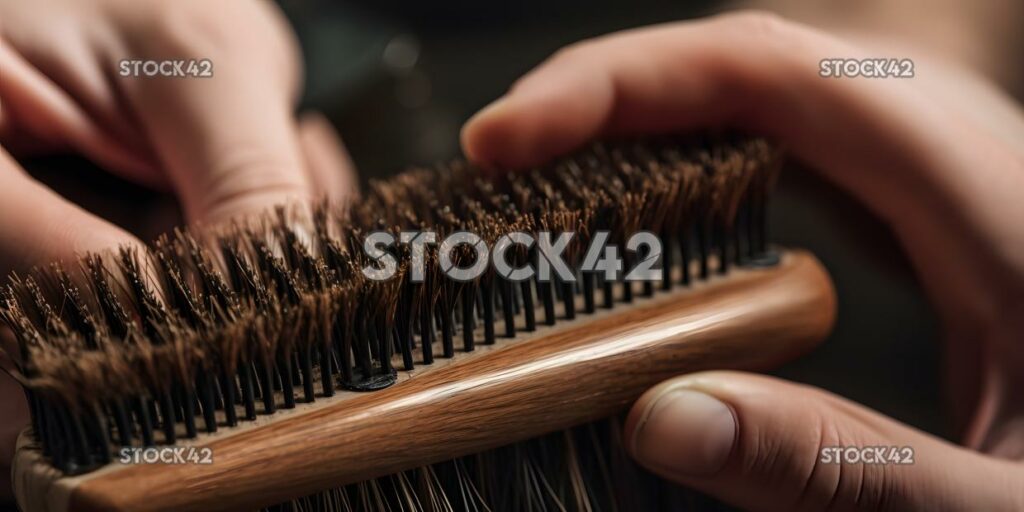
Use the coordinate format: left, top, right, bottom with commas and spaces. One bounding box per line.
31, 0, 945, 440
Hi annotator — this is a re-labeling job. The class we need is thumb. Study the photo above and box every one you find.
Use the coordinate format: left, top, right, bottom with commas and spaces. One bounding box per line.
624, 371, 1024, 512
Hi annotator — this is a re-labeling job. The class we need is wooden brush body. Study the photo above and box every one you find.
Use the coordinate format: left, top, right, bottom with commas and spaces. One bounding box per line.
14, 249, 835, 512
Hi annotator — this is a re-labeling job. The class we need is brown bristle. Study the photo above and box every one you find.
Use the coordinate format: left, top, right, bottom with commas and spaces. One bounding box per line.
0, 135, 782, 475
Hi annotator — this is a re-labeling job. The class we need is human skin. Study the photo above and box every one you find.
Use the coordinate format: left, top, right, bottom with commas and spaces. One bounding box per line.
0, 0, 355, 499
0, 0, 357, 274
462, 11, 1024, 511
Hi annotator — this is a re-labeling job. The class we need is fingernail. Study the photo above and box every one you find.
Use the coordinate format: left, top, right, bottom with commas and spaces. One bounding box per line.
632, 388, 736, 476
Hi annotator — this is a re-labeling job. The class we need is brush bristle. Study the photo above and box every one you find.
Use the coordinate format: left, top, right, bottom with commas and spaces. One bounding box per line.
265, 417, 721, 512
0, 135, 781, 475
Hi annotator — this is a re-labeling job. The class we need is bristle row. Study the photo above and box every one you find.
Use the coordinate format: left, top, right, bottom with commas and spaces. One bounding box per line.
265, 419, 718, 512
0, 135, 781, 474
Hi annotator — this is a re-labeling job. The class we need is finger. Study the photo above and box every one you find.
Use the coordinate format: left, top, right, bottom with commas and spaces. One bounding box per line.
624, 371, 1024, 512
463, 12, 833, 170
114, 2, 310, 225
0, 147, 143, 276
460, 12, 1023, 244
0, 41, 161, 187
297, 112, 359, 205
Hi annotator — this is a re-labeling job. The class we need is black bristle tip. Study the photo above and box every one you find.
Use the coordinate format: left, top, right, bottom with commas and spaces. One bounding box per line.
0, 135, 782, 475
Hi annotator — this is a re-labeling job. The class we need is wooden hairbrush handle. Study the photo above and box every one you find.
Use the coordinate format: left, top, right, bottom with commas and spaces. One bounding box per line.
15, 249, 835, 512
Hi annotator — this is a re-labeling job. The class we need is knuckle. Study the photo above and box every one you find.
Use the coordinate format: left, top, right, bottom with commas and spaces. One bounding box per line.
850, 462, 905, 512
715, 9, 814, 57
126, 0, 287, 56
194, 147, 309, 222
730, 401, 833, 507
704, 9, 826, 90
791, 412, 844, 510
134, 0, 225, 45
737, 389, 905, 512
786, 405, 902, 511
718, 9, 794, 38
117, 0, 300, 93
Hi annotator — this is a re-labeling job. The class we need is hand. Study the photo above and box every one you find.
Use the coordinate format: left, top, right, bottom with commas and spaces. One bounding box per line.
0, 0, 357, 277
0, 0, 356, 497
462, 11, 1024, 511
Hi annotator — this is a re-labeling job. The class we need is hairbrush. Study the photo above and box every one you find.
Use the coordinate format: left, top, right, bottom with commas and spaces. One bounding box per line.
1, 135, 835, 511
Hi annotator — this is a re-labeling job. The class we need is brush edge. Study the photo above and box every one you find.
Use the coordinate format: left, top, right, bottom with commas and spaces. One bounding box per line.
45, 249, 836, 512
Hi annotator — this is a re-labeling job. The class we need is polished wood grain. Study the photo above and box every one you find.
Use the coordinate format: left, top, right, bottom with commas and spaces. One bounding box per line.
18, 250, 835, 512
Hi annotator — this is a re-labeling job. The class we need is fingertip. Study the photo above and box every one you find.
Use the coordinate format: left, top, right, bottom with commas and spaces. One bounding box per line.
461, 97, 516, 172
625, 375, 738, 477
462, 63, 614, 172
0, 150, 146, 276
